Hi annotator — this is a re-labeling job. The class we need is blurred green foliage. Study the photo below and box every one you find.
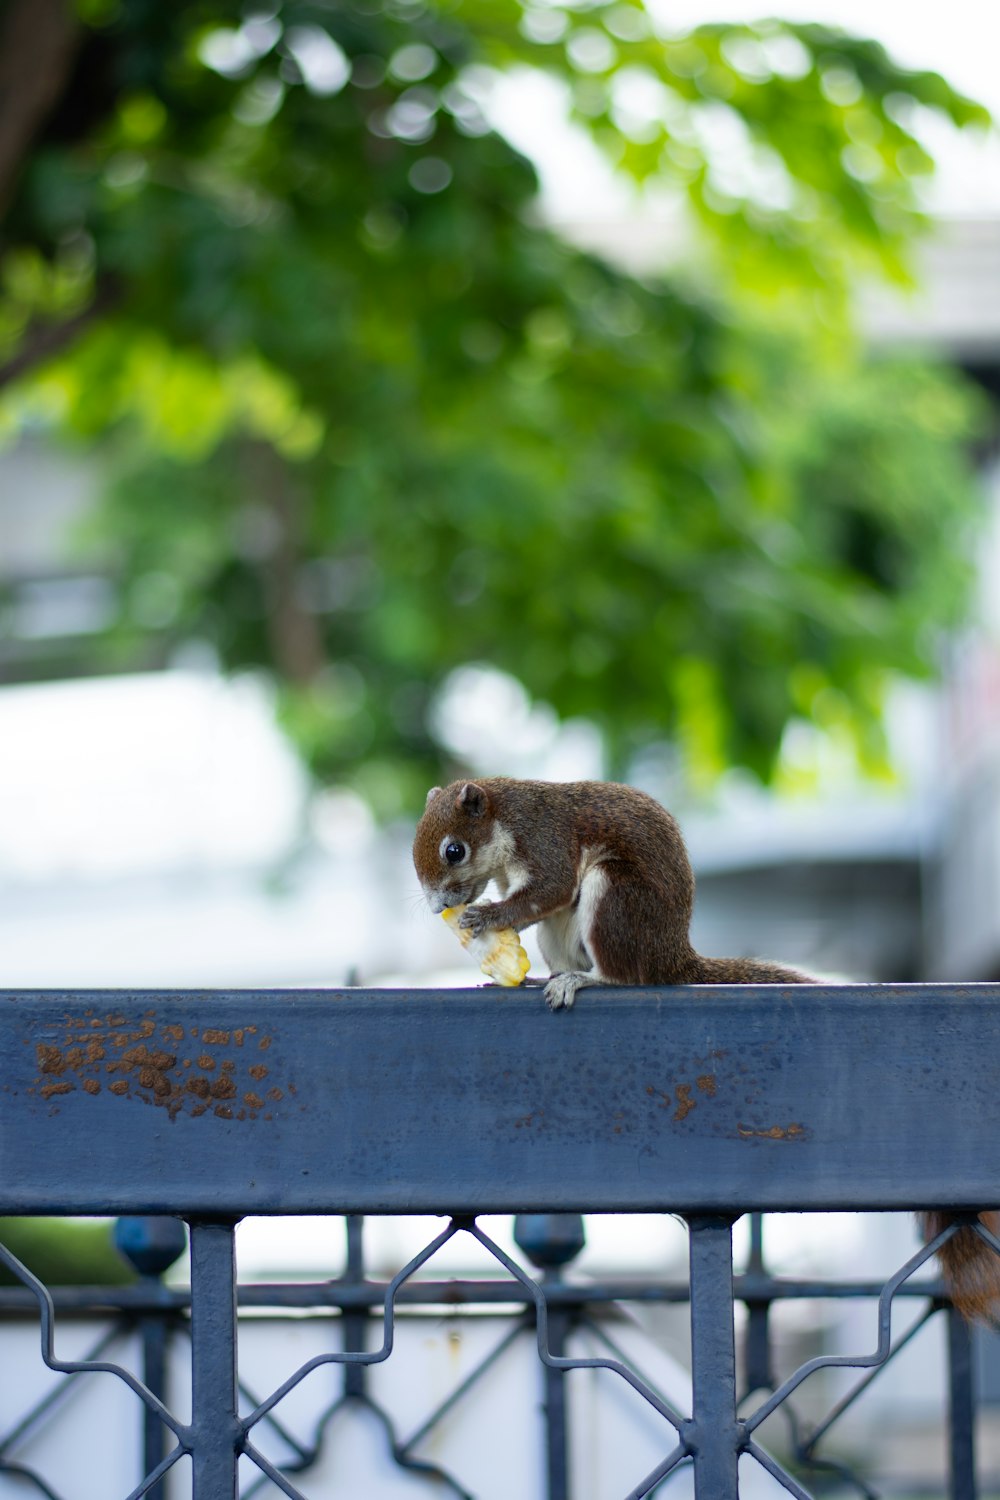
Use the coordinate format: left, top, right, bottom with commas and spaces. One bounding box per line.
0, 0, 992, 808
0, 1217, 135, 1286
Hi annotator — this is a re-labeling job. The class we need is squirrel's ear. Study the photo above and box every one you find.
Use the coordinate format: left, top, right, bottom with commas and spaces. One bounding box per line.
456, 781, 488, 818
425, 786, 442, 808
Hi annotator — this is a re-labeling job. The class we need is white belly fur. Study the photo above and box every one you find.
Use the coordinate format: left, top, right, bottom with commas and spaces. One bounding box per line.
537, 865, 609, 976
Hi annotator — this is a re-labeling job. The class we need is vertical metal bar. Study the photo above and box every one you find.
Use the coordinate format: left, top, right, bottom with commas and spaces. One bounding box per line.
188, 1220, 241, 1500
343, 1215, 366, 1399
743, 1213, 773, 1395
686, 1215, 741, 1500
946, 1303, 977, 1500
140, 1310, 170, 1500
544, 1302, 571, 1500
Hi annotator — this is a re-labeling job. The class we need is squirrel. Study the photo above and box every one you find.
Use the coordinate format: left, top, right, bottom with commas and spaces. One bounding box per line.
413, 775, 1000, 1324
412, 777, 813, 1010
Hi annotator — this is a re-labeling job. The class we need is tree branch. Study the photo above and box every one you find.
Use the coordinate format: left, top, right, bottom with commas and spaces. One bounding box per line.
251, 442, 328, 685
0, 0, 82, 218
0, 275, 120, 390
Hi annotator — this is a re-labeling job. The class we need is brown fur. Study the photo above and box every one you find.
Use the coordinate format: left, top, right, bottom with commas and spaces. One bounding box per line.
412, 777, 813, 985
922, 1211, 1000, 1324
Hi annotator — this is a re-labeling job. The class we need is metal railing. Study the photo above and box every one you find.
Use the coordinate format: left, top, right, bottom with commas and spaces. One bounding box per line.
1, 984, 999, 1499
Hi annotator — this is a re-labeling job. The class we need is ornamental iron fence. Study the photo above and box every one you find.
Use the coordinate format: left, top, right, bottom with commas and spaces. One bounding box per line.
1, 985, 999, 1499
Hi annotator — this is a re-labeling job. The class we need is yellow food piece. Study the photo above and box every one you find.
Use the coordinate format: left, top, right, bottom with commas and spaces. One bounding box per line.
441, 906, 531, 987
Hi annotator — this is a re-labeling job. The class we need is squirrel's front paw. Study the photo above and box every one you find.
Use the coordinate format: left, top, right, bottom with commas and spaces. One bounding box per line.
544, 973, 583, 1010
458, 904, 495, 937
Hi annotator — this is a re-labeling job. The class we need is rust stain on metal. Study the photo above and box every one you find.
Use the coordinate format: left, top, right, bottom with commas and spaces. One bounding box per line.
737, 1122, 806, 1141
124, 1044, 176, 1072
644, 1064, 742, 1127
673, 1084, 696, 1122
40, 1081, 73, 1099
25, 1013, 284, 1123
647, 1080, 701, 1121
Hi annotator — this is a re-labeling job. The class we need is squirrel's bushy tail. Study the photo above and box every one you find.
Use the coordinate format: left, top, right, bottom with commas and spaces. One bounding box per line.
922, 1211, 1000, 1322
692, 955, 815, 985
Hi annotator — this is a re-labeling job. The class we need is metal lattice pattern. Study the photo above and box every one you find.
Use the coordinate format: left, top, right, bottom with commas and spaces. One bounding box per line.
1, 1212, 996, 1499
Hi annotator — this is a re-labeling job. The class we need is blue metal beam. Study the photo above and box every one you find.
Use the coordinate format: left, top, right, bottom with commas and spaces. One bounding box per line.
2, 986, 999, 1216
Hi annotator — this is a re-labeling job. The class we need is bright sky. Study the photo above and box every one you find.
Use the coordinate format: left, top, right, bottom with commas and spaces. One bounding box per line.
493, 0, 1000, 219
662, 0, 1000, 107
667, 0, 1000, 212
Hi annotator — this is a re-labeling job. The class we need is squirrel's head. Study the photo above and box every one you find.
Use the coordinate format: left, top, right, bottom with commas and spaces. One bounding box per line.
412, 780, 504, 912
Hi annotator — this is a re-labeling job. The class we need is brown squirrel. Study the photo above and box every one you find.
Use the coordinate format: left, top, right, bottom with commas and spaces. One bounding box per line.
412, 777, 813, 1009
413, 776, 1000, 1322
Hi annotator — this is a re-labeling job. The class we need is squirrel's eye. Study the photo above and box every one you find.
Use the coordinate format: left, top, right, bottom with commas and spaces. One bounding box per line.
444, 842, 465, 866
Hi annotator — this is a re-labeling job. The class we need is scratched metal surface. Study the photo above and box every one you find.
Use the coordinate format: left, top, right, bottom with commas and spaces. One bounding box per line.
1, 986, 999, 1216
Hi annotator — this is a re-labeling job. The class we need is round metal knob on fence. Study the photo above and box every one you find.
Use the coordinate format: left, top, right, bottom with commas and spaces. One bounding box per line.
513, 1214, 586, 1269
114, 1216, 188, 1278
